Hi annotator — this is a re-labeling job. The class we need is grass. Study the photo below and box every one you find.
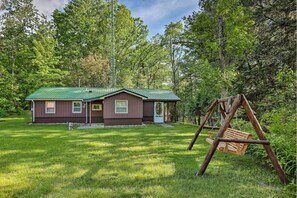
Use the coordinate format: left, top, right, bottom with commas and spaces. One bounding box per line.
0, 114, 295, 197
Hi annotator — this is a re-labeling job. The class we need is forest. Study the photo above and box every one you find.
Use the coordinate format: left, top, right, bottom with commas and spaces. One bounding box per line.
0, 0, 296, 181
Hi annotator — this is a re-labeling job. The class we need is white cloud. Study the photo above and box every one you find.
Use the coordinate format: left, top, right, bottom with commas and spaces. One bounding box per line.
32, 0, 69, 17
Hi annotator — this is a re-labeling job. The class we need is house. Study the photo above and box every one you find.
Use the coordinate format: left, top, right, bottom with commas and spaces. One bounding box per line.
26, 87, 180, 125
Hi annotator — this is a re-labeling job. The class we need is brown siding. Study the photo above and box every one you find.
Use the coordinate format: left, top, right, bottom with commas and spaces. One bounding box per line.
35, 117, 85, 123
35, 101, 87, 118
103, 92, 143, 119
104, 118, 142, 126
143, 101, 154, 122
34, 100, 103, 123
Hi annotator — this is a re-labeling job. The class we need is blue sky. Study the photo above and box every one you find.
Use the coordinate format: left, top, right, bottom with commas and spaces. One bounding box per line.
33, 0, 200, 38
118, 0, 199, 37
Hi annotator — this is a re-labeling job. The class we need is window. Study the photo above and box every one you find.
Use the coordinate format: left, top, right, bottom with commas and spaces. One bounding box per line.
92, 104, 102, 111
72, 101, 82, 113
115, 100, 128, 114
45, 101, 55, 114
155, 102, 163, 116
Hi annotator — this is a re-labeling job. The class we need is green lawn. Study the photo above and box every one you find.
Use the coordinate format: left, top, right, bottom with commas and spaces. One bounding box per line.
0, 115, 294, 197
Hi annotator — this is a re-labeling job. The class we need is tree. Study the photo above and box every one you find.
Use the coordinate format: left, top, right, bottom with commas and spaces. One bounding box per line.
0, 0, 65, 114
129, 34, 169, 88
0, 0, 41, 113
52, 0, 150, 88
163, 21, 183, 94
31, 16, 65, 89
235, 0, 296, 113
76, 54, 110, 87
177, 0, 255, 122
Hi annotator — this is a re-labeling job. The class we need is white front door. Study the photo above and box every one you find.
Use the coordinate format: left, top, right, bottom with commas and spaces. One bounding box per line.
154, 102, 164, 123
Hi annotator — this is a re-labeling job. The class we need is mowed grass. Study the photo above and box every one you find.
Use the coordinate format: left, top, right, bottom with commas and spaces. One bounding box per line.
0, 114, 294, 197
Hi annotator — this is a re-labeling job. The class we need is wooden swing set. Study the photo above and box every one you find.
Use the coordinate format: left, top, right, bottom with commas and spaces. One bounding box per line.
187, 94, 289, 184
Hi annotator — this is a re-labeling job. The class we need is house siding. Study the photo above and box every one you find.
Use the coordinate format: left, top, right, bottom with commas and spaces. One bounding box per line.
103, 92, 143, 125
34, 100, 103, 123
35, 117, 85, 123
143, 101, 154, 122
35, 101, 86, 118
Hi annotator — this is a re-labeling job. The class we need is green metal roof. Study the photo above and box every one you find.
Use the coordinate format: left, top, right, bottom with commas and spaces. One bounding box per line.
26, 87, 180, 101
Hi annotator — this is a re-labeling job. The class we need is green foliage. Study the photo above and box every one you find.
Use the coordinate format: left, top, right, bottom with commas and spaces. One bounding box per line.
179, 0, 255, 121
270, 135, 296, 180
0, 0, 69, 114
0, 0, 171, 115
76, 54, 110, 87
0, 0, 41, 113
234, 109, 296, 180
247, 132, 296, 181
52, 0, 169, 88
262, 108, 296, 136
163, 21, 184, 94
235, 0, 296, 111
31, 17, 66, 89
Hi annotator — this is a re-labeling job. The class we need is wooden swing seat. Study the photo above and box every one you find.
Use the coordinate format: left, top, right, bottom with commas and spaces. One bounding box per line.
206, 128, 253, 155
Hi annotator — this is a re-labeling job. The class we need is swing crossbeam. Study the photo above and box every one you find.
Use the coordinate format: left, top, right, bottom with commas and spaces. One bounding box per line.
218, 138, 270, 145
187, 94, 289, 184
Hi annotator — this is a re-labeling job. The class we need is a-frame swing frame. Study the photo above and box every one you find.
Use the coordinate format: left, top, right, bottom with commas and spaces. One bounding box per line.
187, 94, 289, 184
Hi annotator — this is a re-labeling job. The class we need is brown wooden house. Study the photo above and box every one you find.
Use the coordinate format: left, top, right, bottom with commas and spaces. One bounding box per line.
26, 87, 180, 125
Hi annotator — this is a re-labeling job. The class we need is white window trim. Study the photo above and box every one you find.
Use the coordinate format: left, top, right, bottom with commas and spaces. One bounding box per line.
45, 101, 56, 114
72, 101, 82, 113
92, 104, 102, 111
115, 100, 128, 114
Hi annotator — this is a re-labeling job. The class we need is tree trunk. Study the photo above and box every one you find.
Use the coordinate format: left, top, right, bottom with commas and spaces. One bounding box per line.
218, 17, 227, 98
198, 110, 201, 125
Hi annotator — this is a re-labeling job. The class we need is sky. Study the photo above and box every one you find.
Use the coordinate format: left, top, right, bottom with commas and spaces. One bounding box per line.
32, 0, 200, 38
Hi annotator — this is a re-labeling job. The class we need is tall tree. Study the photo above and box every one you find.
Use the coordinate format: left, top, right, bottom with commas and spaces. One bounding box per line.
53, 0, 150, 88
0, 0, 64, 114
235, 0, 296, 112
0, 0, 40, 113
76, 54, 110, 87
178, 0, 255, 122
31, 16, 65, 89
163, 21, 183, 94
129, 34, 169, 88
53, 0, 109, 85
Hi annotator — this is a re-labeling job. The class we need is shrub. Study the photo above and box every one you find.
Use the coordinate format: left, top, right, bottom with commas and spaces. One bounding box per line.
0, 108, 7, 117
244, 107, 296, 181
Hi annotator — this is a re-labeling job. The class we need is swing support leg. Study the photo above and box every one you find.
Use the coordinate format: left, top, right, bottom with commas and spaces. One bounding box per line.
187, 99, 218, 150
242, 95, 288, 184
197, 95, 242, 176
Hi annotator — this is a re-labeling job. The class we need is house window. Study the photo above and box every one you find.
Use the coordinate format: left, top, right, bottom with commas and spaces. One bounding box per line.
45, 101, 55, 114
72, 101, 82, 113
115, 100, 128, 114
92, 104, 102, 111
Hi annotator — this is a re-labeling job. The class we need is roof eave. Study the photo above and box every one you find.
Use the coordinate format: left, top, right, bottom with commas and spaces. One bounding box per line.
25, 98, 84, 101
84, 89, 148, 101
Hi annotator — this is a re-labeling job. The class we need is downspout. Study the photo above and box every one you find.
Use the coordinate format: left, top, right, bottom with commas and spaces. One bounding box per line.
85, 102, 88, 124
89, 101, 92, 126
31, 100, 35, 123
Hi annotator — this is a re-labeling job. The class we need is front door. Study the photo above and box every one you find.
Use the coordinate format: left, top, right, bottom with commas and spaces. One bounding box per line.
154, 102, 164, 123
